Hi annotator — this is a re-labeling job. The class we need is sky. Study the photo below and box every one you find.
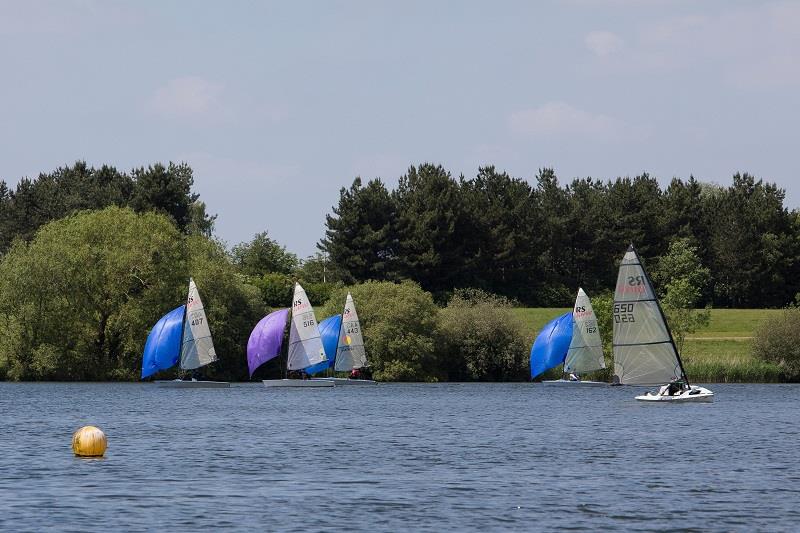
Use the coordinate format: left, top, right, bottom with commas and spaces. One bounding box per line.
1, 0, 799, 257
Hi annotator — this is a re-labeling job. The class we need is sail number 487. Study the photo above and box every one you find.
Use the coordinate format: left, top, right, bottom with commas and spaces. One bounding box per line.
613, 303, 635, 323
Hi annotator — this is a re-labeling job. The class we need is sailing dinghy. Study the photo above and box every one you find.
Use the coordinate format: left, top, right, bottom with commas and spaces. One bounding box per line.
530, 288, 606, 385
542, 288, 606, 385
311, 292, 376, 385
612, 245, 713, 402
248, 283, 334, 388
141, 278, 229, 388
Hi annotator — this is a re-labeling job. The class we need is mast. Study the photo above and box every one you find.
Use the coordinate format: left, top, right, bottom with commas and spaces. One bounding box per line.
629, 245, 690, 386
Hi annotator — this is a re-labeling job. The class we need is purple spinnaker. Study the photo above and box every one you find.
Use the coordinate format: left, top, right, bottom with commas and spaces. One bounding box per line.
247, 308, 290, 377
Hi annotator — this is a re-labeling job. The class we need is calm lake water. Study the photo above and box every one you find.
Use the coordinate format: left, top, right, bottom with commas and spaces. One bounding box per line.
1, 382, 799, 531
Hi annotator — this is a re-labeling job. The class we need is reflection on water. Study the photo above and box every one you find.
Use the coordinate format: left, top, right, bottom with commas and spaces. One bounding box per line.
1, 382, 799, 531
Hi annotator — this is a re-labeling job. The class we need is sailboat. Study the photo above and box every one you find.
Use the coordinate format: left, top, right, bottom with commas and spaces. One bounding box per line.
310, 292, 376, 385
612, 245, 713, 402
530, 288, 606, 385
141, 278, 229, 388
248, 282, 334, 388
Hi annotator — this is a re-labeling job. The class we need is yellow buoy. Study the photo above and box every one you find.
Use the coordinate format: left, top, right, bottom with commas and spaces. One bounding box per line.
72, 426, 107, 457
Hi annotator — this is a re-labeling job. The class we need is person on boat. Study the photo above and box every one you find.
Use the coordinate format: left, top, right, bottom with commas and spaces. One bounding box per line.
568, 373, 579, 382
350, 368, 361, 380
190, 368, 202, 381
666, 379, 686, 396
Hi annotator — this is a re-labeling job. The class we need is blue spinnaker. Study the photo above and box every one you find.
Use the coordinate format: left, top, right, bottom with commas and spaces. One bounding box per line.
141, 305, 185, 379
530, 312, 573, 379
304, 314, 342, 375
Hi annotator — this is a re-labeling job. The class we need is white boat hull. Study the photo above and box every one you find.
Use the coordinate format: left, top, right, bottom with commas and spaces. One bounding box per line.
262, 379, 335, 388
155, 379, 230, 388
311, 377, 377, 385
636, 385, 714, 402
541, 379, 606, 386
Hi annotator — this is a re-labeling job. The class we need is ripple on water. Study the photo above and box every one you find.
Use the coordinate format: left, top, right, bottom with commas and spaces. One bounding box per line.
1, 382, 800, 531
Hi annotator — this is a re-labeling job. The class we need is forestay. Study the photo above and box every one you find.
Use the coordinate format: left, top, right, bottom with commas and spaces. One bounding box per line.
564, 288, 605, 375
612, 246, 685, 385
287, 283, 327, 370
180, 278, 217, 370
334, 293, 368, 372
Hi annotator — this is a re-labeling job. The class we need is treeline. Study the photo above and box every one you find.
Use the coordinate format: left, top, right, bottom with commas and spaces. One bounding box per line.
0, 161, 215, 252
320, 165, 800, 307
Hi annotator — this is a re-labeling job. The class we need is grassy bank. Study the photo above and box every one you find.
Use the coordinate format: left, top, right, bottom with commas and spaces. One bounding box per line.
512, 308, 785, 383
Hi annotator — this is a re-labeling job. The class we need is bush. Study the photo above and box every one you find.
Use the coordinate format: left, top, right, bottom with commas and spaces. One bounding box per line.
320, 280, 439, 381
437, 289, 528, 381
752, 308, 800, 380
259, 272, 294, 307
0, 207, 186, 380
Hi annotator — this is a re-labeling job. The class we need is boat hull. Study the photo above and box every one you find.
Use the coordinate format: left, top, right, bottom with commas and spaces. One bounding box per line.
541, 379, 606, 386
262, 379, 335, 388
635, 385, 714, 402
155, 380, 230, 388
311, 377, 377, 385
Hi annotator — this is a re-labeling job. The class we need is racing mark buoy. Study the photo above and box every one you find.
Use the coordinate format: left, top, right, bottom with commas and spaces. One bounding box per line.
72, 426, 107, 457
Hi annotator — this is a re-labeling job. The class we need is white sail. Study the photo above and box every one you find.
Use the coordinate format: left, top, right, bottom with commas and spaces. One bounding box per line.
287, 283, 327, 370
180, 278, 217, 370
612, 246, 684, 385
564, 288, 605, 374
334, 293, 368, 371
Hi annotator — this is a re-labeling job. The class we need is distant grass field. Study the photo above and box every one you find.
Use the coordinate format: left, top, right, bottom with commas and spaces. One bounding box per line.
513, 308, 784, 382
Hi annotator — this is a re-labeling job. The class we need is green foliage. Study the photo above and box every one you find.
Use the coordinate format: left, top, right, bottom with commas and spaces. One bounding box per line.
0, 161, 215, 254
319, 177, 397, 283
652, 238, 712, 352
318, 166, 798, 308
258, 272, 294, 308
589, 291, 615, 378
295, 252, 348, 284
437, 290, 528, 381
651, 238, 711, 298
752, 308, 800, 380
393, 164, 472, 295
231, 231, 298, 277
0, 207, 186, 380
662, 278, 711, 353
185, 236, 265, 381
320, 281, 439, 381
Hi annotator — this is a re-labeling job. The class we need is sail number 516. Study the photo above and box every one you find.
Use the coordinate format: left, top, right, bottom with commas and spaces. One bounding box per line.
613, 303, 635, 323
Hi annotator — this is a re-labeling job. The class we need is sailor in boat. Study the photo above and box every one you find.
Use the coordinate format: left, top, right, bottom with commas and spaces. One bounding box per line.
567, 372, 579, 382
350, 366, 372, 380
665, 379, 687, 396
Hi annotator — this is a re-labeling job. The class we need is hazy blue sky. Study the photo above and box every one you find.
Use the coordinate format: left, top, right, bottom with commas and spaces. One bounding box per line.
2, 1, 798, 256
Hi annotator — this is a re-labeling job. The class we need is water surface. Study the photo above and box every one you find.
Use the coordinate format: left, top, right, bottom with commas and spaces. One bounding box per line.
1, 382, 798, 531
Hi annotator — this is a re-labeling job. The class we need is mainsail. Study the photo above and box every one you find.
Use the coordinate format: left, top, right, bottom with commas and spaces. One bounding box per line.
141, 305, 185, 378
334, 293, 368, 372
564, 288, 605, 375
246, 308, 290, 377
612, 245, 686, 385
287, 283, 327, 370
180, 278, 217, 370
530, 312, 573, 379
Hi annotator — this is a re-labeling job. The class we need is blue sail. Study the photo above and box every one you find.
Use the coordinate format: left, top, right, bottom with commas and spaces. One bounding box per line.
141, 305, 186, 379
530, 312, 573, 379
304, 314, 342, 375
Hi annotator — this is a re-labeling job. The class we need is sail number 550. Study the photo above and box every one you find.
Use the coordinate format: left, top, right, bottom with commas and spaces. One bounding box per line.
613, 303, 635, 323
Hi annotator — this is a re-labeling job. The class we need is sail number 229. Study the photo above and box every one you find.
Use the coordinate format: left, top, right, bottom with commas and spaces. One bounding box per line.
613, 303, 635, 323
